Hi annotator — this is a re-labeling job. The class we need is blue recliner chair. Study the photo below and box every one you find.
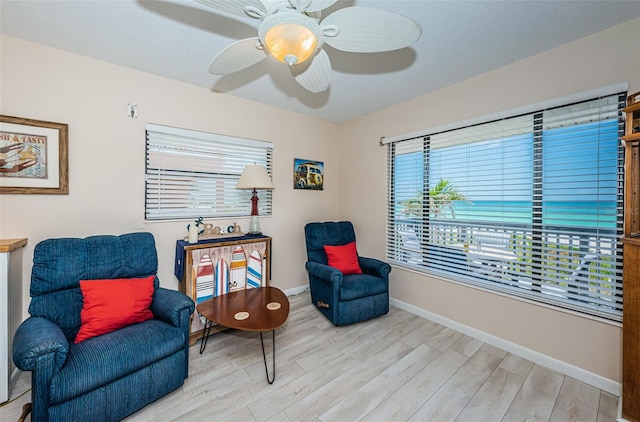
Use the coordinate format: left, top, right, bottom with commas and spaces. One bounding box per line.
304, 221, 391, 326
12, 232, 195, 421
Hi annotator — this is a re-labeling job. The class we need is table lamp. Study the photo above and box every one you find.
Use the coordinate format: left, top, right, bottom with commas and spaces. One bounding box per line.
236, 165, 274, 235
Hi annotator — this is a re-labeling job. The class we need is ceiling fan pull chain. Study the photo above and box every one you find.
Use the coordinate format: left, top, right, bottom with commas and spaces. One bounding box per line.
244, 6, 266, 20
322, 24, 339, 38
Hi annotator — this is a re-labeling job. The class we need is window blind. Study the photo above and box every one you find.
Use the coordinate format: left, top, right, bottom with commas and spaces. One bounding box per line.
145, 123, 273, 221
386, 92, 625, 320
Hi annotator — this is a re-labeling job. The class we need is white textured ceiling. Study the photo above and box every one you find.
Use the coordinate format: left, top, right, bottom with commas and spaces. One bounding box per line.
1, 0, 640, 123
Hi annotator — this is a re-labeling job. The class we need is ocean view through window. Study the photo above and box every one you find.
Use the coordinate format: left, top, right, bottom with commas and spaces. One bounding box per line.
386, 92, 625, 320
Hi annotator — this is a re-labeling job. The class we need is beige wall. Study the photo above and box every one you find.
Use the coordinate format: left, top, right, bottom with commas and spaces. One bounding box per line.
340, 18, 640, 386
0, 35, 340, 311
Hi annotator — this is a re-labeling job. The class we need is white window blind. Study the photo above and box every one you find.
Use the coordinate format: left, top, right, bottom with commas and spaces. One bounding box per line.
145, 123, 273, 221
386, 92, 625, 320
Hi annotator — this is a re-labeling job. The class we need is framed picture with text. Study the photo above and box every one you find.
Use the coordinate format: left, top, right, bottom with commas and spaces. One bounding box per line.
0, 115, 68, 194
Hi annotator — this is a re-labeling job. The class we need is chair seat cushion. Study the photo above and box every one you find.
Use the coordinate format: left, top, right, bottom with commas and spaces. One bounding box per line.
340, 273, 388, 301
50, 319, 184, 404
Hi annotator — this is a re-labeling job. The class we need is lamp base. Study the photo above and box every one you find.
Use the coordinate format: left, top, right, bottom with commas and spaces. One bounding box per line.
247, 215, 261, 236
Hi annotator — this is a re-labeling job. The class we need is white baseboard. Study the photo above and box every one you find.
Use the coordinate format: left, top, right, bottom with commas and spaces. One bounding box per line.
10, 368, 21, 390
284, 285, 309, 297
2, 368, 23, 403
390, 297, 621, 396
617, 395, 627, 422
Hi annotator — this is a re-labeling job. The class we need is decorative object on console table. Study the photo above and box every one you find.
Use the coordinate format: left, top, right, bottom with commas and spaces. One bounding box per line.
174, 235, 272, 345
201, 222, 244, 240
188, 225, 199, 244
236, 165, 274, 235
183, 220, 246, 242
0, 238, 27, 404
622, 90, 640, 422
0, 115, 68, 194
187, 217, 204, 244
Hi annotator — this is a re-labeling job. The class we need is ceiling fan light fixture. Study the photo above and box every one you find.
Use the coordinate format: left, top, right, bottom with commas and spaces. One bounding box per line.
265, 23, 316, 65
259, 12, 322, 66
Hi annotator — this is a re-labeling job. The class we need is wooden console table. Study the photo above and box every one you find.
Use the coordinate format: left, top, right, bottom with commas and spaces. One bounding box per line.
174, 235, 272, 345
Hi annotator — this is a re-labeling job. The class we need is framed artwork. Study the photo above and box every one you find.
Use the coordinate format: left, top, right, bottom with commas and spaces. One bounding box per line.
0, 115, 68, 194
293, 158, 324, 190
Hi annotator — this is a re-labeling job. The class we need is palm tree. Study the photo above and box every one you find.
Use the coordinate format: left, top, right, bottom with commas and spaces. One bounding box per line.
398, 180, 469, 246
398, 179, 469, 218
429, 179, 469, 218
399, 190, 423, 216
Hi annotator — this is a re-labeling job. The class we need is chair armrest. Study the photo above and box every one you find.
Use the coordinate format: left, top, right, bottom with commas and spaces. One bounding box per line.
359, 256, 392, 279
12, 317, 69, 373
152, 287, 195, 327
306, 261, 343, 284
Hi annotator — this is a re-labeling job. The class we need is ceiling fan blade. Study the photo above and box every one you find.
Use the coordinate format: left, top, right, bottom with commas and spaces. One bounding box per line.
290, 49, 331, 93
322, 6, 422, 53
209, 38, 268, 74
193, 0, 267, 18
288, 0, 338, 13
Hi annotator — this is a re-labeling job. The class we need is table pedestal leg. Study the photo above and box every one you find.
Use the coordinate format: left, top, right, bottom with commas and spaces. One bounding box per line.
260, 330, 276, 384
199, 318, 213, 354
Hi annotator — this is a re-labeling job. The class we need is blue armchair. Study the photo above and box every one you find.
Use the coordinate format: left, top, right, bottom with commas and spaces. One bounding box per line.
304, 221, 391, 326
12, 232, 195, 422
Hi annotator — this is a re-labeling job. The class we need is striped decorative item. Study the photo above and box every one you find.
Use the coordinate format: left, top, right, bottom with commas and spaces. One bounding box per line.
215, 259, 229, 297
247, 250, 263, 288
195, 254, 214, 303
229, 246, 247, 291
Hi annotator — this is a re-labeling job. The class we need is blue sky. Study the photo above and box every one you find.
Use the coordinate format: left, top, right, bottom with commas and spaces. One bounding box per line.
393, 119, 620, 226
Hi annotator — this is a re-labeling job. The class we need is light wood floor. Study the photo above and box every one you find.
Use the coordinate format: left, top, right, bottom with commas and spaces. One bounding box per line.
1, 290, 619, 421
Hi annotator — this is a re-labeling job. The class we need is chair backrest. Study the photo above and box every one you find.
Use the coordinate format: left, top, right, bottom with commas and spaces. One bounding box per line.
569, 253, 600, 281
29, 232, 158, 342
397, 229, 422, 264
304, 221, 357, 264
469, 229, 512, 251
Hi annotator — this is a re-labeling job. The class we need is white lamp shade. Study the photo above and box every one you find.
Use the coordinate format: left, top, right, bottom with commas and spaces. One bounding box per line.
236, 165, 274, 190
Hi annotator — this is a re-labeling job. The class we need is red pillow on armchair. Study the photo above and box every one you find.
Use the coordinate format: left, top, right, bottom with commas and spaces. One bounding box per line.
324, 242, 363, 275
75, 275, 155, 343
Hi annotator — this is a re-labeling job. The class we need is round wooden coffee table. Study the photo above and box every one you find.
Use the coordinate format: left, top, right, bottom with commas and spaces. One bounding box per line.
196, 287, 289, 384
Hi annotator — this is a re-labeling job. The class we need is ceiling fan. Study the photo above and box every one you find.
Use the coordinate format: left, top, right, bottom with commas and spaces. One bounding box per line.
194, 0, 422, 93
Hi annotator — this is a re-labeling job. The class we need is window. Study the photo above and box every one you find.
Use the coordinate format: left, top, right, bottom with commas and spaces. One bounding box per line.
145, 123, 273, 221
386, 92, 625, 321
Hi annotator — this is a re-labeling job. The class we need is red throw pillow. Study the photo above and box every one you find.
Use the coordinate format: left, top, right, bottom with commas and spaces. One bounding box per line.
324, 242, 363, 275
75, 275, 155, 343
